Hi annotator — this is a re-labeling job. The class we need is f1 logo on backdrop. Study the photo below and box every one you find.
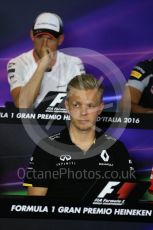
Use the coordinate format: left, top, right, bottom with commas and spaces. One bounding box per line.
97, 181, 120, 198
97, 181, 137, 199
49, 93, 67, 107
92, 181, 138, 205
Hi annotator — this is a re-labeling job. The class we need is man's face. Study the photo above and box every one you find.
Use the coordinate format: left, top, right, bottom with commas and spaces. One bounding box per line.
31, 33, 63, 58
65, 88, 104, 132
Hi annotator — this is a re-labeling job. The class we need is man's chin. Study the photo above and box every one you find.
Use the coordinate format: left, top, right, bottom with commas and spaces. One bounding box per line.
76, 125, 94, 132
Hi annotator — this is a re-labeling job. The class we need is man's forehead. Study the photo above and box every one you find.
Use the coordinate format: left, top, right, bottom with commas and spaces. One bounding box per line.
68, 88, 100, 101
69, 88, 99, 96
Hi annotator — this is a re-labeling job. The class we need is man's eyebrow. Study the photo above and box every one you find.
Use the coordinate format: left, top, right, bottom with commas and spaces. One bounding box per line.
72, 100, 80, 103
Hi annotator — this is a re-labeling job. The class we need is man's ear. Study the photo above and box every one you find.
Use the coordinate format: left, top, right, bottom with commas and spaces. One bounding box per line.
30, 30, 34, 41
98, 102, 104, 115
58, 34, 64, 46
64, 99, 69, 113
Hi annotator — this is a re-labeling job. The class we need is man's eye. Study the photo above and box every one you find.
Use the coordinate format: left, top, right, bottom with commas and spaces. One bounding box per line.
73, 103, 79, 108
36, 36, 54, 41
88, 104, 95, 108
49, 37, 54, 40
36, 35, 43, 39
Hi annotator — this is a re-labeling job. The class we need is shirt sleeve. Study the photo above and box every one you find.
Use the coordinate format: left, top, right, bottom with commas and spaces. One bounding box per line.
69, 56, 85, 77
7, 58, 27, 91
126, 61, 151, 92
23, 144, 52, 188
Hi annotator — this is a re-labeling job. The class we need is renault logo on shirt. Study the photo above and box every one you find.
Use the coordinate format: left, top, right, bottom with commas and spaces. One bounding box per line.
60, 154, 72, 161
100, 150, 109, 162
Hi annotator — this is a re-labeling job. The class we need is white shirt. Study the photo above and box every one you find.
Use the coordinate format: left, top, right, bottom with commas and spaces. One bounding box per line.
7, 50, 85, 107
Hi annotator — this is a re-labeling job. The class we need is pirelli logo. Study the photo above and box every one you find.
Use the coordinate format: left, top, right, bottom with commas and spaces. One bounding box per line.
131, 70, 142, 79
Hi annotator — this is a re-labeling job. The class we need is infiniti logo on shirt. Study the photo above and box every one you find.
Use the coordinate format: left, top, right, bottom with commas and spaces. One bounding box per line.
60, 154, 72, 161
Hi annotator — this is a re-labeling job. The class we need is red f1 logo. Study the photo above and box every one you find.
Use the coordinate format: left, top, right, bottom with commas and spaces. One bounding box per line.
117, 182, 137, 199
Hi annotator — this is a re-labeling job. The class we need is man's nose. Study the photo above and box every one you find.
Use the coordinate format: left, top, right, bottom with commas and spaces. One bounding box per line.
81, 105, 88, 115
42, 38, 49, 46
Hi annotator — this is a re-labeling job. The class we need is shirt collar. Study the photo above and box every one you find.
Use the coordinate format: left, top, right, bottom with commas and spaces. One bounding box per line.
59, 127, 104, 146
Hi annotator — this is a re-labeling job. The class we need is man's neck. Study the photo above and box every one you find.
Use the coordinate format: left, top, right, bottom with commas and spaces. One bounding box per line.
69, 125, 96, 152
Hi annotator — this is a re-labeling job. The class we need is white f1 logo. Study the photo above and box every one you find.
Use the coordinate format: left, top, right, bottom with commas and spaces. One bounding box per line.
98, 181, 120, 198
49, 93, 67, 107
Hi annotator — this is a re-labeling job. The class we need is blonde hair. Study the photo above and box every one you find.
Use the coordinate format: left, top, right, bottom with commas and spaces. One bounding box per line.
66, 74, 104, 99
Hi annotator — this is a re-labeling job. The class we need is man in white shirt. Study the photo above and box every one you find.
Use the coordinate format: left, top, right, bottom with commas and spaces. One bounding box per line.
7, 12, 85, 108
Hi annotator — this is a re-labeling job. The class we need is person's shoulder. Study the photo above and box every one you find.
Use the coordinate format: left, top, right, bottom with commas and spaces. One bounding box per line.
57, 51, 85, 73
103, 133, 117, 143
102, 133, 126, 149
37, 132, 61, 146
38, 129, 68, 147
133, 58, 153, 72
58, 51, 82, 63
48, 132, 61, 142
129, 58, 153, 81
33, 131, 62, 157
97, 132, 119, 146
48, 128, 68, 142
7, 50, 33, 65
